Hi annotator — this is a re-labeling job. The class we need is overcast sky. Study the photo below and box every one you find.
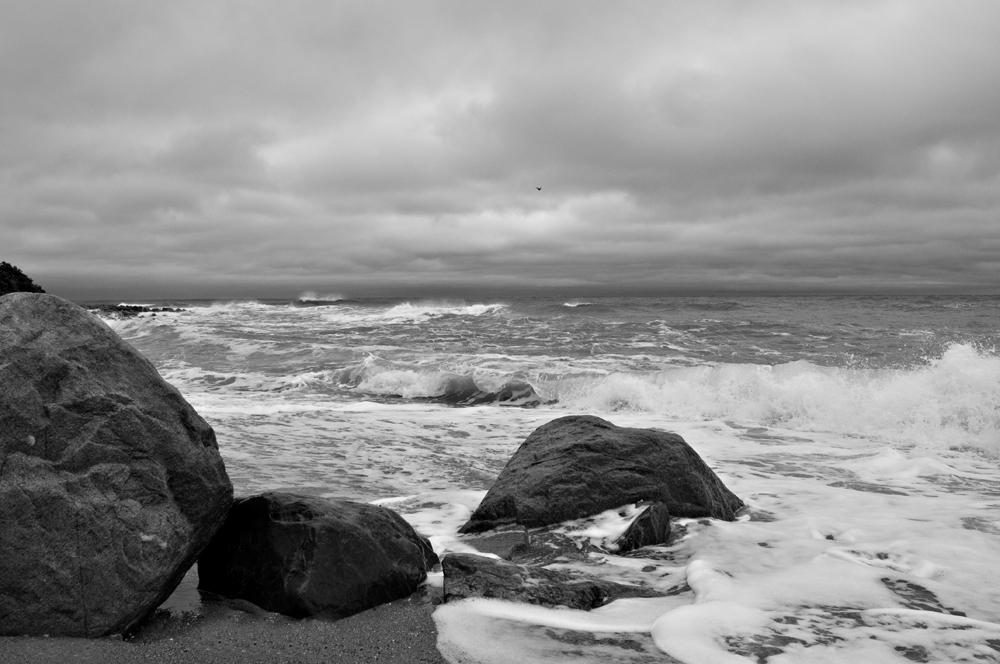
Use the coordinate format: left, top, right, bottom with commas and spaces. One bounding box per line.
2, 0, 999, 299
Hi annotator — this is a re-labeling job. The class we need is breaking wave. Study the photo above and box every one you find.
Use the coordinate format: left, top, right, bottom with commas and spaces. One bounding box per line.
379, 302, 507, 320
184, 342, 1000, 453
551, 343, 1000, 455
293, 291, 346, 306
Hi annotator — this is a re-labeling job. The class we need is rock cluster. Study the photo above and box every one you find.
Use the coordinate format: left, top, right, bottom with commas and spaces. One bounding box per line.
1, 293, 745, 632
89, 304, 187, 319
444, 414, 743, 608
0, 293, 232, 637
0, 293, 439, 634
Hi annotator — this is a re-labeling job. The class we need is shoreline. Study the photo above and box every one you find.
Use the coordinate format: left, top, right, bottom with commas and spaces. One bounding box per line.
0, 582, 447, 664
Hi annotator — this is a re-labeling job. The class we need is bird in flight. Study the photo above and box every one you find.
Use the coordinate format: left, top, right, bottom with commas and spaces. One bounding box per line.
536, 187, 542, 191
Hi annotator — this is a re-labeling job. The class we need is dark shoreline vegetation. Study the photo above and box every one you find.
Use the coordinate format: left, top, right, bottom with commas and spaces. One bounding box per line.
0, 261, 45, 296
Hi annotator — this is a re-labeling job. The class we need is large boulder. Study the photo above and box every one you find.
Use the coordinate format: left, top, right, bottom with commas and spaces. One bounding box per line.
442, 553, 659, 609
197, 492, 440, 619
459, 415, 743, 533
0, 293, 233, 637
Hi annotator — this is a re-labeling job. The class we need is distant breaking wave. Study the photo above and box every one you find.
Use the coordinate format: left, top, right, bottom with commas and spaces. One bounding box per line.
379, 302, 507, 320
297, 291, 345, 302
293, 291, 346, 306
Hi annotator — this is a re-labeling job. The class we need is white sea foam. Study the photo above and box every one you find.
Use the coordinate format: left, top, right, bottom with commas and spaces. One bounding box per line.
199, 300, 274, 312
423, 413, 1000, 664
549, 504, 646, 551
381, 301, 507, 320
355, 367, 455, 398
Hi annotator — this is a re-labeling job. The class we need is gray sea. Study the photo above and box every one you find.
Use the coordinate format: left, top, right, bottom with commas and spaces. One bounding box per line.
95, 294, 1000, 663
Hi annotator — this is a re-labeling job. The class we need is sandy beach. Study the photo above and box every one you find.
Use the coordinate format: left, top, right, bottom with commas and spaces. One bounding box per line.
0, 585, 447, 664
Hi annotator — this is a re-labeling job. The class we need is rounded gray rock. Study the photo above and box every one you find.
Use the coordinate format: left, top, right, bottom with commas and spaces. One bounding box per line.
197, 492, 440, 619
0, 293, 233, 637
459, 415, 743, 533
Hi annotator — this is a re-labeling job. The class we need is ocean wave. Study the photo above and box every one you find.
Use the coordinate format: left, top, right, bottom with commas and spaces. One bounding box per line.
346, 361, 547, 407
296, 290, 345, 302
130, 309, 1000, 455
381, 301, 507, 320
198, 300, 277, 313
292, 291, 346, 306
551, 343, 1000, 455
683, 300, 745, 311
293, 301, 510, 326
291, 343, 1000, 453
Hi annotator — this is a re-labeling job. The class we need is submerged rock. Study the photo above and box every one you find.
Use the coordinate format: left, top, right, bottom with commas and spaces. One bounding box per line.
0, 293, 233, 637
459, 415, 743, 533
197, 492, 439, 619
439, 376, 547, 407
442, 553, 659, 609
89, 304, 187, 319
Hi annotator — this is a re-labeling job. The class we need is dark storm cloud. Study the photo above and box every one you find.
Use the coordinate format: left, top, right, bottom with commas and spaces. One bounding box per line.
2, 0, 999, 298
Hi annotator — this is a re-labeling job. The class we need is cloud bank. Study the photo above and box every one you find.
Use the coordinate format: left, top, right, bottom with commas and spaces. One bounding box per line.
2, 0, 999, 298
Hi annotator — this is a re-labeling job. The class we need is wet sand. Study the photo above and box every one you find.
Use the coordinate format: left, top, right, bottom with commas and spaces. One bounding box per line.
0, 586, 448, 664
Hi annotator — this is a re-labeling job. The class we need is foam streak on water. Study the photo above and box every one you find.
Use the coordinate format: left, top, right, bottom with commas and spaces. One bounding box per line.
89, 295, 1000, 662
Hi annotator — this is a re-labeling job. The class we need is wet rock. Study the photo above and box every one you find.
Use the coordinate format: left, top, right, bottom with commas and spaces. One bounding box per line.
0, 293, 233, 637
198, 492, 439, 619
465, 379, 545, 407
461, 524, 530, 560
442, 553, 660, 609
88, 304, 187, 319
614, 502, 672, 553
459, 415, 743, 533
438, 377, 547, 407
